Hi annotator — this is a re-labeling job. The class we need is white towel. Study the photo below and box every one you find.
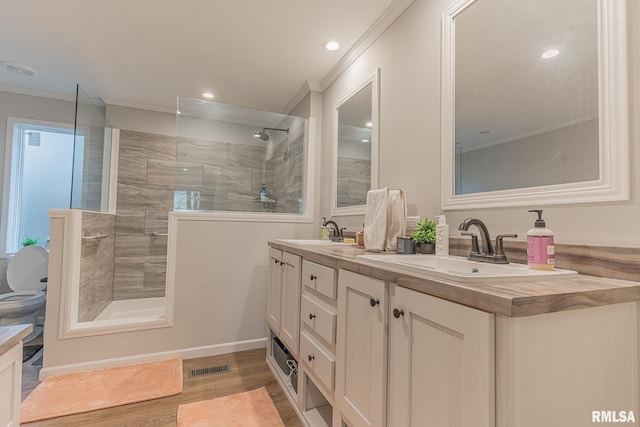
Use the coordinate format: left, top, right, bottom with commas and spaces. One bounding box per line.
386, 189, 406, 251
364, 188, 389, 251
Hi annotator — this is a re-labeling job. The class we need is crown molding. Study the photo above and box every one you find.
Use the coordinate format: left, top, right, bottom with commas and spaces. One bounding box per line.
319, 0, 415, 91
101, 97, 178, 115
0, 84, 75, 103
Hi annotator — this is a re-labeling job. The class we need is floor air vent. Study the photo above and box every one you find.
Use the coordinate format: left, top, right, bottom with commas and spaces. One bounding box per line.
189, 364, 230, 378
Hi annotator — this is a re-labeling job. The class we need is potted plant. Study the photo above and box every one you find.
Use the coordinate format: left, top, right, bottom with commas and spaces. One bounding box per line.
21, 235, 39, 247
412, 218, 436, 254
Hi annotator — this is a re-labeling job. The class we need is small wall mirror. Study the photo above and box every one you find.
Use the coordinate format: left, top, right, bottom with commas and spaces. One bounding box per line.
331, 68, 379, 215
441, 0, 629, 209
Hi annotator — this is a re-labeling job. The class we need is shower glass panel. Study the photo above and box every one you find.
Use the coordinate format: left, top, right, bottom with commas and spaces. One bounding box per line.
175, 98, 307, 214
72, 84, 112, 212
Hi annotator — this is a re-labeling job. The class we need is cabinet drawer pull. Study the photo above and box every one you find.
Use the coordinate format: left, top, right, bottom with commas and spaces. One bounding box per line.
308, 354, 315, 362
274, 259, 279, 264
393, 308, 405, 318
280, 261, 285, 265
310, 274, 317, 280
370, 298, 380, 307
309, 313, 316, 320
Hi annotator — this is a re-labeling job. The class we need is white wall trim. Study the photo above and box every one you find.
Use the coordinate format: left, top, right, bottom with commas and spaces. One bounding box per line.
39, 337, 267, 380
106, 129, 119, 214
319, 0, 415, 91
440, 0, 630, 210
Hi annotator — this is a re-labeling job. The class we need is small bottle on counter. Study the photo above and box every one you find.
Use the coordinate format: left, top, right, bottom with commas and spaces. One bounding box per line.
527, 209, 555, 270
435, 215, 449, 256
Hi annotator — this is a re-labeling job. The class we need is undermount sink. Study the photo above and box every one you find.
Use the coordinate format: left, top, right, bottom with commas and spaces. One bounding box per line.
276, 239, 344, 245
357, 254, 578, 284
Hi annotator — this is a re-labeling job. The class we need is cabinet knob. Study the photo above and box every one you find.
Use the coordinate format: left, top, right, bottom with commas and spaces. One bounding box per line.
273, 259, 279, 264
393, 308, 405, 318
310, 274, 317, 280
308, 355, 315, 362
370, 298, 380, 307
279, 261, 285, 266
309, 313, 316, 320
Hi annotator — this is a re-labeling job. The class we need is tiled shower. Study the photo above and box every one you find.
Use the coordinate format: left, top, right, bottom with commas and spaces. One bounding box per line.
77, 101, 307, 322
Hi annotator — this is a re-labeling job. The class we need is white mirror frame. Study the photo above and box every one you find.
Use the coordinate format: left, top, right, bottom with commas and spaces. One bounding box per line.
331, 67, 380, 216
441, 0, 629, 210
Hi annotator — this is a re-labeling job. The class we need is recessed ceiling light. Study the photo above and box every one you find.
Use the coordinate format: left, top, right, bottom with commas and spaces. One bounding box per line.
361, 139, 370, 143
0, 60, 37, 76
324, 41, 340, 51
202, 92, 214, 99
541, 49, 559, 59
365, 121, 373, 127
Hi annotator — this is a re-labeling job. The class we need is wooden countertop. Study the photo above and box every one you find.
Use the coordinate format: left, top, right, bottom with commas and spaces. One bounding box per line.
0, 324, 33, 356
269, 240, 640, 317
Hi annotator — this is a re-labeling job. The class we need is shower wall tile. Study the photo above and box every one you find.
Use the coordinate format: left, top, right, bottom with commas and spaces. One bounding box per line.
251, 168, 273, 194
229, 144, 267, 169
177, 137, 228, 166
120, 130, 177, 161
227, 191, 259, 211
79, 211, 115, 322
147, 159, 203, 188
115, 209, 146, 235
116, 183, 174, 211
144, 210, 169, 235
225, 166, 252, 192
118, 154, 148, 184
113, 130, 176, 301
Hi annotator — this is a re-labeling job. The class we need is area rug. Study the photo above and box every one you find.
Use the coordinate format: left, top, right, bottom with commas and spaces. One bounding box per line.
177, 387, 284, 427
21, 358, 183, 423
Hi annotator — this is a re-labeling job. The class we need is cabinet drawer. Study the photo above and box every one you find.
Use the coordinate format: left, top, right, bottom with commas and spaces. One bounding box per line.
300, 331, 335, 392
301, 295, 336, 344
302, 260, 337, 299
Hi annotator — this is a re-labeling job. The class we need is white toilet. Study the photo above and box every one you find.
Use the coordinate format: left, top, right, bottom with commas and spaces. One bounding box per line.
0, 245, 48, 342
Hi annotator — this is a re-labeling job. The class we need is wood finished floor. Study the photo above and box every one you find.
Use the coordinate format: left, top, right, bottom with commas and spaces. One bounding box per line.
21, 348, 303, 427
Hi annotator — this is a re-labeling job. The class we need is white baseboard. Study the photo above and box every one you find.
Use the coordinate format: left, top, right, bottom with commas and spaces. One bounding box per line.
39, 337, 267, 380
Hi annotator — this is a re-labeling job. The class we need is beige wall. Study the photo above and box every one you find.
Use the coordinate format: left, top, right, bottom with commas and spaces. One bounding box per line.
322, 0, 640, 246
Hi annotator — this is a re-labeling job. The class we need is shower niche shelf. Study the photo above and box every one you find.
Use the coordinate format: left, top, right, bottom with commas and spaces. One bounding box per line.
254, 195, 278, 211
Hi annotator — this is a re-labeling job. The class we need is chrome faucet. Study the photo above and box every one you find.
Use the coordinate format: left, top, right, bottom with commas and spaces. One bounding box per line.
458, 218, 517, 264
322, 217, 343, 242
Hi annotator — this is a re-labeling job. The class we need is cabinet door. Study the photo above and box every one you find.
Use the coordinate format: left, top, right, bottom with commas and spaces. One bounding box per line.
280, 252, 302, 355
0, 342, 23, 427
388, 284, 495, 427
266, 248, 283, 334
336, 270, 386, 427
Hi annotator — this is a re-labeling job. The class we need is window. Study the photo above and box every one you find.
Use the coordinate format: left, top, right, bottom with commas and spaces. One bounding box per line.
1, 118, 81, 255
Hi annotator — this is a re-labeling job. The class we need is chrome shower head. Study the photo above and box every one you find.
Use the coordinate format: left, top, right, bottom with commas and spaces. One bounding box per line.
253, 130, 270, 141
253, 127, 289, 142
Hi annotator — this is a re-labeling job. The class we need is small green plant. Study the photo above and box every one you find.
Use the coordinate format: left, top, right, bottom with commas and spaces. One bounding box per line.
21, 235, 39, 247
412, 218, 437, 244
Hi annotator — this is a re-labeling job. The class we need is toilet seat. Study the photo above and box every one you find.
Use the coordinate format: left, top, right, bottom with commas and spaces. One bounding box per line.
6, 245, 48, 292
0, 291, 46, 316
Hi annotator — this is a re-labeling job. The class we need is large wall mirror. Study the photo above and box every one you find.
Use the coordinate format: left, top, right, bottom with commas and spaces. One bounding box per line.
331, 68, 379, 215
441, 0, 629, 209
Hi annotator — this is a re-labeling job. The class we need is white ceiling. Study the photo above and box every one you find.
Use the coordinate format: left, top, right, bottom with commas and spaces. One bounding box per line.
0, 0, 399, 113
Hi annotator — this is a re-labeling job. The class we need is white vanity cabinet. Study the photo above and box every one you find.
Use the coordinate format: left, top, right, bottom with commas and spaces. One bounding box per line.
267, 248, 302, 355
335, 270, 387, 427
387, 284, 495, 427
299, 260, 339, 427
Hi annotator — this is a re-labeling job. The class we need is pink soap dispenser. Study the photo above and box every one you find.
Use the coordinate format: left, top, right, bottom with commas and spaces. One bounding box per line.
527, 209, 555, 270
